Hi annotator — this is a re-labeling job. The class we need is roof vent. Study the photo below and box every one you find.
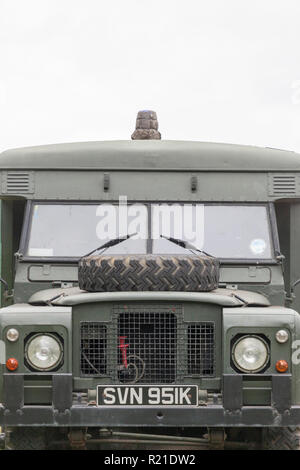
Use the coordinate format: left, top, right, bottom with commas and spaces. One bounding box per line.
131, 110, 161, 140
269, 174, 297, 196
2, 171, 35, 194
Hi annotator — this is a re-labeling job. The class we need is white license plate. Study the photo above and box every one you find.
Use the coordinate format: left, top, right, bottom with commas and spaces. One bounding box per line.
97, 385, 198, 406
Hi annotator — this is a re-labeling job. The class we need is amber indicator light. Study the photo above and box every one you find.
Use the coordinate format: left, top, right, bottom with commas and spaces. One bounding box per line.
6, 358, 18, 371
276, 359, 288, 373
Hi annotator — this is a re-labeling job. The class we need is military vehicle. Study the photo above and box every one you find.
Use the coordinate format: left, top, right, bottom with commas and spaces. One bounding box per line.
0, 110, 300, 449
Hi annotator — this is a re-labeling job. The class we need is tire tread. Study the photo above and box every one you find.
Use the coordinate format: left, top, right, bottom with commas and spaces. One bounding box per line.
78, 254, 219, 293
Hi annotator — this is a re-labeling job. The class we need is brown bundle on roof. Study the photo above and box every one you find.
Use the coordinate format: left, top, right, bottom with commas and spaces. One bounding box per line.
131, 110, 161, 140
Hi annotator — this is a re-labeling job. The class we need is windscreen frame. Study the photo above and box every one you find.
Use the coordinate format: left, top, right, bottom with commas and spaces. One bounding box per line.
18, 200, 280, 265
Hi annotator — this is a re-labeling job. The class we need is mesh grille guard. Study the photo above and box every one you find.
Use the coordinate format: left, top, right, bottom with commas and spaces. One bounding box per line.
80, 305, 215, 382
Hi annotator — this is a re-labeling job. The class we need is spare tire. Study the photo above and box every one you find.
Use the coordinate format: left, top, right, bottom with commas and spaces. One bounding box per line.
78, 254, 219, 293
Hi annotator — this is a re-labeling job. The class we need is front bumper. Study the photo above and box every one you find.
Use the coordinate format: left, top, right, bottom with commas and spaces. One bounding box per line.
1, 373, 299, 427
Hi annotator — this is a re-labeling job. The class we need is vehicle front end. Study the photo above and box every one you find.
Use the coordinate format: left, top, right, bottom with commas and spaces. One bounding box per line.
1, 290, 300, 433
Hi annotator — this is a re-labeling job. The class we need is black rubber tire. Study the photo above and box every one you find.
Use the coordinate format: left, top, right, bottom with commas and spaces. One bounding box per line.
78, 254, 219, 293
262, 427, 300, 450
6, 427, 47, 450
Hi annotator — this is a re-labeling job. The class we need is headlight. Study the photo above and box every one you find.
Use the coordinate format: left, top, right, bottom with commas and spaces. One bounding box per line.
232, 335, 269, 373
25, 334, 63, 371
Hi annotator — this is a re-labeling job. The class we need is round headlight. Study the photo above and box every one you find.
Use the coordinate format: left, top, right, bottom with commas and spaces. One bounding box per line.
275, 329, 289, 344
25, 334, 63, 371
232, 336, 269, 373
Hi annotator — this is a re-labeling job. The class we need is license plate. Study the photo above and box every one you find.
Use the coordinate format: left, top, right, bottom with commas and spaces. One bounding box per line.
97, 385, 198, 406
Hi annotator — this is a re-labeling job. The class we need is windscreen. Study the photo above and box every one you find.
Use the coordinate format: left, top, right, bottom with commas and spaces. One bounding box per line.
26, 203, 273, 259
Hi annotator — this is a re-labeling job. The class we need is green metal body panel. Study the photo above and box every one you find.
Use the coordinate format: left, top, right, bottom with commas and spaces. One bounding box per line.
28, 287, 270, 308
223, 307, 300, 404
0, 304, 71, 404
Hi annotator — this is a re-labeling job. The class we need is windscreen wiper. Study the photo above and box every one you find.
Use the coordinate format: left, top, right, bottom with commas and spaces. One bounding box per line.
82, 233, 138, 258
160, 235, 214, 257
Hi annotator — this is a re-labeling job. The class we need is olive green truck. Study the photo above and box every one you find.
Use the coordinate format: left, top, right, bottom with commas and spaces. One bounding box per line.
1, 112, 300, 449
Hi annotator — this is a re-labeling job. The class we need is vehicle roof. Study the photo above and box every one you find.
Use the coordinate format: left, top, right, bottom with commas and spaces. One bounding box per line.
0, 140, 299, 172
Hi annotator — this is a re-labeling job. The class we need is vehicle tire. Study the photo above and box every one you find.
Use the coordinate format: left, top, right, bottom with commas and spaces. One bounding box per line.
78, 254, 219, 293
262, 427, 300, 450
5, 427, 47, 450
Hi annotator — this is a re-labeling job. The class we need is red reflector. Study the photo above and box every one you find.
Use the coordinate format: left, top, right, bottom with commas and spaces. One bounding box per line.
6, 358, 18, 371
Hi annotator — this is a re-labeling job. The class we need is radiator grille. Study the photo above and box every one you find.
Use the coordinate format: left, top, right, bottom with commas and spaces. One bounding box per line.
118, 312, 177, 384
188, 323, 215, 376
79, 310, 216, 382
80, 322, 107, 375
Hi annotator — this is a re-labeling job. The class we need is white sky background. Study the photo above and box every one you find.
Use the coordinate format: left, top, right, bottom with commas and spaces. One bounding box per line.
1, 0, 300, 152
